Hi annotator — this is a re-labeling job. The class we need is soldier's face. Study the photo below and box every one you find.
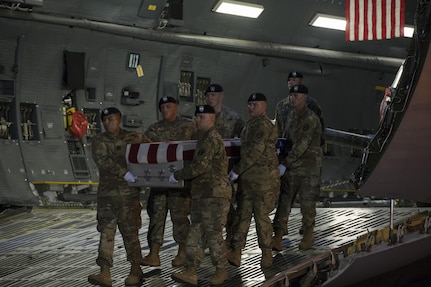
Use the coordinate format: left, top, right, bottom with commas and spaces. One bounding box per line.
205, 92, 223, 109
290, 93, 307, 110
160, 103, 177, 121
194, 113, 214, 132
102, 114, 121, 135
247, 101, 267, 118
287, 77, 303, 90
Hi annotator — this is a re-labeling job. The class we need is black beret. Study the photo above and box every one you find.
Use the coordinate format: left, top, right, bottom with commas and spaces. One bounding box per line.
195, 105, 216, 115
159, 96, 177, 110
290, 85, 308, 94
101, 107, 121, 120
205, 83, 223, 94
288, 71, 304, 79
248, 92, 267, 102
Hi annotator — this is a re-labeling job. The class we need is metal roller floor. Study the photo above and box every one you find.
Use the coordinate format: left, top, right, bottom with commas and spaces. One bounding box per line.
0, 205, 426, 287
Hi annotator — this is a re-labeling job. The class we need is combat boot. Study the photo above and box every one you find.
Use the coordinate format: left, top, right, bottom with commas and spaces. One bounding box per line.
125, 264, 144, 286
298, 226, 315, 250
171, 266, 197, 286
172, 243, 187, 267
88, 265, 112, 287
271, 230, 283, 252
227, 248, 241, 267
209, 267, 228, 286
141, 243, 161, 266
261, 249, 273, 268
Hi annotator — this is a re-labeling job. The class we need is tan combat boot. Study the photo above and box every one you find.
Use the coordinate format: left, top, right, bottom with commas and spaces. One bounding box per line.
171, 266, 198, 286
261, 249, 273, 268
209, 267, 228, 286
298, 226, 315, 250
141, 243, 161, 266
227, 248, 242, 267
172, 243, 187, 267
125, 264, 144, 286
271, 230, 283, 252
88, 265, 112, 287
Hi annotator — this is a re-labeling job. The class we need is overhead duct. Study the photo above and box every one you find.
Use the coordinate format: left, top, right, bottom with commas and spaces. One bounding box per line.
0, 10, 403, 72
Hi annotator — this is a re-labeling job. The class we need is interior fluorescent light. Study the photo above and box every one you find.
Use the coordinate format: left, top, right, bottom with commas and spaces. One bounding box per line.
309, 13, 413, 38
213, 0, 264, 19
309, 14, 347, 31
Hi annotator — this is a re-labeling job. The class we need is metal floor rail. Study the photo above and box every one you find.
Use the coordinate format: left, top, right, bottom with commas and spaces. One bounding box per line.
0, 206, 427, 287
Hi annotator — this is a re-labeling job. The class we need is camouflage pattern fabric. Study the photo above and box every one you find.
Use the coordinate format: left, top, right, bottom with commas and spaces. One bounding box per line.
143, 116, 196, 246
144, 116, 196, 141
214, 105, 245, 138
275, 106, 323, 232
174, 127, 231, 268
274, 95, 324, 140
91, 129, 148, 267
231, 114, 280, 250
186, 197, 230, 268
174, 127, 231, 200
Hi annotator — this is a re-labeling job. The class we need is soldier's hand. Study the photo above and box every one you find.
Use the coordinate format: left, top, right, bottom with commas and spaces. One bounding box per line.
278, 164, 286, 177
124, 171, 137, 183
228, 170, 239, 181
169, 174, 178, 183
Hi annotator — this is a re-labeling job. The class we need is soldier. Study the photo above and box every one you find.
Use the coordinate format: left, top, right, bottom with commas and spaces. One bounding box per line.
141, 96, 196, 268
227, 93, 280, 268
170, 105, 231, 286
88, 107, 150, 287
205, 83, 245, 245
277, 85, 323, 250
272, 71, 324, 251
205, 83, 244, 139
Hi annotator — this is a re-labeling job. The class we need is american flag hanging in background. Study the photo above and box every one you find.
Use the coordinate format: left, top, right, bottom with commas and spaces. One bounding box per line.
346, 0, 405, 41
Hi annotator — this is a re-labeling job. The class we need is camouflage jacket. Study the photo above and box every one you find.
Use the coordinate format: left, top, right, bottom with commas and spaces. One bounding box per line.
232, 113, 279, 194
144, 116, 196, 141
92, 129, 149, 196
282, 106, 323, 169
275, 95, 324, 139
214, 105, 245, 138
174, 127, 231, 200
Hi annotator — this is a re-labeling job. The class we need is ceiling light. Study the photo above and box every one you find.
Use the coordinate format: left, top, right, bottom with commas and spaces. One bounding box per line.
309, 13, 413, 38
212, 0, 264, 19
309, 14, 347, 31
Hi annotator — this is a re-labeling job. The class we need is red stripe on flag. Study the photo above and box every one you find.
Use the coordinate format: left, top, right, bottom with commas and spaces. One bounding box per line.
183, 150, 194, 161
128, 144, 140, 164
346, 0, 405, 41
147, 144, 158, 164
166, 144, 178, 162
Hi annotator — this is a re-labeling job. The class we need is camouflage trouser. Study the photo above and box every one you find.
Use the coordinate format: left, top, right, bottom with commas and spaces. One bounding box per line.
146, 188, 191, 246
272, 174, 292, 234
231, 188, 278, 250
96, 194, 142, 267
186, 197, 230, 269
224, 184, 237, 244
275, 166, 321, 230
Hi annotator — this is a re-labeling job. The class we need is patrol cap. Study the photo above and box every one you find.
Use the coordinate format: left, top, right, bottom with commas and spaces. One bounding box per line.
204, 83, 223, 94
287, 71, 304, 79
195, 104, 216, 115
248, 92, 267, 102
290, 84, 308, 94
101, 107, 121, 120
158, 96, 177, 110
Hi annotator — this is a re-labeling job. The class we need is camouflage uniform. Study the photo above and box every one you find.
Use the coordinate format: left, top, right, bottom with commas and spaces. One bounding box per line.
143, 116, 196, 247
214, 105, 245, 139
213, 105, 245, 244
174, 127, 231, 269
230, 113, 280, 251
279, 106, 322, 233
91, 129, 148, 267
273, 95, 324, 235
